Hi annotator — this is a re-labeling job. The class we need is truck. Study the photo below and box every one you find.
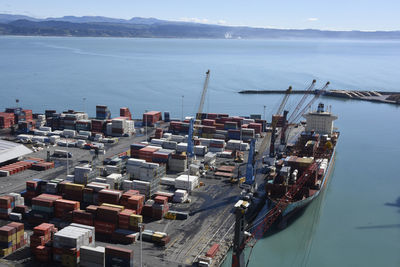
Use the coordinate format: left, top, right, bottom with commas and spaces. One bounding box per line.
52, 149, 73, 158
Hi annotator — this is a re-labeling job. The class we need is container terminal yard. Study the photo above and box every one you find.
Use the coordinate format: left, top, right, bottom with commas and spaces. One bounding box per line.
0, 75, 335, 267
0, 96, 277, 267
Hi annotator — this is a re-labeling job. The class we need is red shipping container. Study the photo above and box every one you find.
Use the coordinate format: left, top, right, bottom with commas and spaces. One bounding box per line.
94, 220, 116, 234
154, 196, 168, 205
98, 189, 122, 205
206, 243, 220, 258
96, 206, 121, 224
105, 246, 134, 259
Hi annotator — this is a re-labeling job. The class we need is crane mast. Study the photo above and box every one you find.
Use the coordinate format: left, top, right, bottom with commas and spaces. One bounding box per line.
269, 86, 292, 157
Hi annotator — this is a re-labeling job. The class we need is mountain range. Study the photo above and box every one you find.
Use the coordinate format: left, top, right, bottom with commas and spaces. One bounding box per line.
0, 14, 399, 39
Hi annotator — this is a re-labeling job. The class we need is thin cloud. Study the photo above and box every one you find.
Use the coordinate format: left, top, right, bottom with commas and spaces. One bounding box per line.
307, 18, 319, 22
179, 17, 209, 24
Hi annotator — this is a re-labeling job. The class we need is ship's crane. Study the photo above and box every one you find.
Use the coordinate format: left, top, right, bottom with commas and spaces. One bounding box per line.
282, 82, 329, 147
232, 161, 319, 267
287, 80, 316, 123
280, 80, 316, 145
232, 82, 330, 267
290, 82, 329, 124
276, 86, 292, 116
269, 86, 292, 157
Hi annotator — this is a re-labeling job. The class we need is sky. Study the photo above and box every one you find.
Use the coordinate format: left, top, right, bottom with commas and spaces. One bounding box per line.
0, 0, 399, 31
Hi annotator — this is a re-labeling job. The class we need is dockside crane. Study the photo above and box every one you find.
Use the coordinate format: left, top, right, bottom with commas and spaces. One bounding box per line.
269, 86, 292, 158
195, 70, 211, 122
186, 70, 210, 185
187, 70, 210, 158
280, 80, 316, 145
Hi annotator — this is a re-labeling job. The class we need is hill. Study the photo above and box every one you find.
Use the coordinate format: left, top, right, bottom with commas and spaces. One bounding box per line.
0, 14, 399, 39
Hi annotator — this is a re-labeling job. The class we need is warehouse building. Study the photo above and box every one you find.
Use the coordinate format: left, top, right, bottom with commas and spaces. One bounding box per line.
0, 139, 32, 166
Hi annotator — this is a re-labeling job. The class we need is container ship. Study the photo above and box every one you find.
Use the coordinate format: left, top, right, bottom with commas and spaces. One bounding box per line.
265, 102, 339, 228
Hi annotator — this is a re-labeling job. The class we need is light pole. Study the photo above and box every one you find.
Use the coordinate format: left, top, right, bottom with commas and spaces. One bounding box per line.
139, 223, 143, 267
66, 138, 69, 176
83, 97, 86, 113
263, 105, 266, 121
181, 95, 184, 121
145, 110, 148, 142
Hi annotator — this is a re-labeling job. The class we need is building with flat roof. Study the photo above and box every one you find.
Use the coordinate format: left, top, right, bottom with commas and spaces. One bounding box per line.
0, 139, 32, 165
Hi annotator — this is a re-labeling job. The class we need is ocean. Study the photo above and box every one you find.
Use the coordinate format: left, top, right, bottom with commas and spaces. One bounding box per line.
1, 36, 399, 267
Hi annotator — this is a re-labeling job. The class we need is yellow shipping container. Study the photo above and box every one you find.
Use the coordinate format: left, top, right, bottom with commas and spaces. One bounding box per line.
101, 203, 124, 211
164, 212, 176, 220
16, 231, 23, 240
0, 247, 12, 257
65, 183, 85, 191
0, 235, 12, 242
129, 214, 143, 226
152, 233, 164, 242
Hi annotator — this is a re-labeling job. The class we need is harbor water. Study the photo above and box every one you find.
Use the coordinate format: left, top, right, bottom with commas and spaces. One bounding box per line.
1, 37, 399, 267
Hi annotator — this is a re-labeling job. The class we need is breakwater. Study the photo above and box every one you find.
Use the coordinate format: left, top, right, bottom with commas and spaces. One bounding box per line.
239, 89, 400, 105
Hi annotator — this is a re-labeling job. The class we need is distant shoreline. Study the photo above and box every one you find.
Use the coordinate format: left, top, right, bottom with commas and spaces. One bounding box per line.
2, 34, 400, 42
1, 15, 399, 40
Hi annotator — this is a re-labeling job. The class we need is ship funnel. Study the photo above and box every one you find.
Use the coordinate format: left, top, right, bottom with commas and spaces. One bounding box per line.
317, 103, 324, 113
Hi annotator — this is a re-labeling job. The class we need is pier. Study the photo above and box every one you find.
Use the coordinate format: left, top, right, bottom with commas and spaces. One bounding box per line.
239, 89, 400, 105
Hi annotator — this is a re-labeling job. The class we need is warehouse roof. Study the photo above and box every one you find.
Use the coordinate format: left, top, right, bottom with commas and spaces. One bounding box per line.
0, 139, 32, 164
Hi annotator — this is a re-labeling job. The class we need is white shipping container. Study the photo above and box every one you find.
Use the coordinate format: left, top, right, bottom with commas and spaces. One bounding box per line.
175, 175, 199, 191
63, 129, 77, 138
39, 126, 52, 132
170, 135, 185, 143
176, 142, 188, 153
194, 145, 207, 156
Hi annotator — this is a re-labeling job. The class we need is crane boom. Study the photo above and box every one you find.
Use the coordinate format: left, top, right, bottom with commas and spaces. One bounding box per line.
291, 82, 329, 123
196, 70, 211, 121
287, 80, 316, 123
280, 80, 316, 145
276, 86, 292, 115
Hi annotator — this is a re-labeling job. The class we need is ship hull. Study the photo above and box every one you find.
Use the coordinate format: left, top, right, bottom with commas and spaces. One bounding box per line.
277, 145, 336, 227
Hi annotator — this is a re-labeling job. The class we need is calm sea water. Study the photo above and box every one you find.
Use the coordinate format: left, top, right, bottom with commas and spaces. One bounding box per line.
1, 37, 400, 266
